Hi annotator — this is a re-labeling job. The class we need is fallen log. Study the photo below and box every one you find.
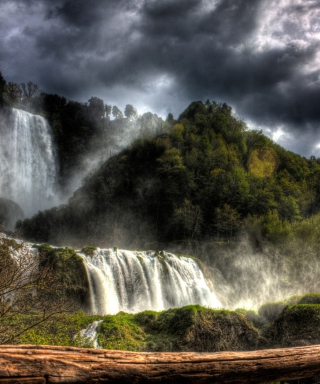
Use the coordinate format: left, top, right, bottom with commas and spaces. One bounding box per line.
1, 344, 320, 383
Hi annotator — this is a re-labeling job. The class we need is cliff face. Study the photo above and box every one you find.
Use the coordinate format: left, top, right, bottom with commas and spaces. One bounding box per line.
0, 197, 24, 230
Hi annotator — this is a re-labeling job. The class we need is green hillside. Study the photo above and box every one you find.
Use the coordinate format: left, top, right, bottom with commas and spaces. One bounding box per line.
17, 100, 320, 253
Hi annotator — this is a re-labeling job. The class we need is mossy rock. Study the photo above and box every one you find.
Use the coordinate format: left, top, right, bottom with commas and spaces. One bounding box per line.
97, 312, 145, 351
80, 246, 97, 257
38, 244, 89, 304
298, 293, 320, 305
235, 308, 265, 328
269, 304, 320, 347
95, 306, 267, 352
145, 305, 267, 352
258, 302, 286, 323
283, 294, 304, 305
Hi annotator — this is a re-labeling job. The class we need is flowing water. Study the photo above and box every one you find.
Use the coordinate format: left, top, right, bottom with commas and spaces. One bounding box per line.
0, 109, 58, 217
81, 248, 221, 315
78, 320, 103, 348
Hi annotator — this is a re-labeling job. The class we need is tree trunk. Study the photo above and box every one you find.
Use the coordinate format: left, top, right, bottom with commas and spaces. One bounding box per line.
1, 344, 320, 383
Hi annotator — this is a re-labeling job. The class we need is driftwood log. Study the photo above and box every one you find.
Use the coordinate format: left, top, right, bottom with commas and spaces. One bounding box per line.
1, 344, 320, 383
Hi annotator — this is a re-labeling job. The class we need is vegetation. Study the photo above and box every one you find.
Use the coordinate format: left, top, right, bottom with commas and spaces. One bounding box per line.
37, 244, 89, 304
12, 294, 320, 353
13, 305, 265, 352
80, 246, 97, 257
0, 237, 80, 344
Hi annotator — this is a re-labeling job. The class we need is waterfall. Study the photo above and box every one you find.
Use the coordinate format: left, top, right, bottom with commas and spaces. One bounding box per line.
81, 248, 221, 315
0, 109, 58, 217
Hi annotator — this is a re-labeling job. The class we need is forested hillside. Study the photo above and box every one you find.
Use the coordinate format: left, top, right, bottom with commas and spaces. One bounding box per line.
17, 100, 320, 253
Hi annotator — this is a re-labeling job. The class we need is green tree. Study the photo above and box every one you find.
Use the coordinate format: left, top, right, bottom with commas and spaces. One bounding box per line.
124, 104, 137, 120
105, 104, 112, 118
88, 97, 105, 119
214, 204, 242, 240
169, 200, 203, 240
0, 71, 6, 106
4, 82, 22, 105
112, 105, 123, 119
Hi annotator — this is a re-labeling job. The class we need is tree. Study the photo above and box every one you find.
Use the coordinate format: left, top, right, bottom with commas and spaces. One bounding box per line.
124, 104, 137, 120
20, 81, 40, 99
0, 237, 78, 344
214, 204, 242, 240
0, 71, 6, 106
112, 105, 123, 119
4, 82, 23, 105
105, 104, 112, 119
88, 97, 105, 122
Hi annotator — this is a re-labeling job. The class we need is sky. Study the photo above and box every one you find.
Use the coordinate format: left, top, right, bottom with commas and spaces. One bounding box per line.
1, 0, 320, 157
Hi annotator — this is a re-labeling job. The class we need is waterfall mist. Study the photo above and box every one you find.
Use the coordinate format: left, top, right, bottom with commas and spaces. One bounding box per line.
0, 109, 59, 217
63, 113, 165, 199
201, 238, 320, 310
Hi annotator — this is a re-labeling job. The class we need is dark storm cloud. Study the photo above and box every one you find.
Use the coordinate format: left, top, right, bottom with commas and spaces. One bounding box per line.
1, 0, 320, 155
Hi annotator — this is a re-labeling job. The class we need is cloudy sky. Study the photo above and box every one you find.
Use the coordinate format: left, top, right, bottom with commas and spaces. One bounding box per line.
1, 0, 320, 157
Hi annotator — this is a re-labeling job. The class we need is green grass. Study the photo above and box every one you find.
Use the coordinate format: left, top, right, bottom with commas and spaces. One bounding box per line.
16, 312, 103, 347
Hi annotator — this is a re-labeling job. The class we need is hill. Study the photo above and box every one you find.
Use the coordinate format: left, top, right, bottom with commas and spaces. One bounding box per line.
17, 100, 320, 252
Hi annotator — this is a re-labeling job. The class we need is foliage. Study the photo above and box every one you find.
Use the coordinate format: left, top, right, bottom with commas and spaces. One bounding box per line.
80, 246, 97, 257
0, 237, 80, 344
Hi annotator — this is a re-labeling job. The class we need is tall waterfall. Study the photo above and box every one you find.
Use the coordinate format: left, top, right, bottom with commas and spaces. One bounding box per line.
0, 109, 58, 217
82, 248, 221, 315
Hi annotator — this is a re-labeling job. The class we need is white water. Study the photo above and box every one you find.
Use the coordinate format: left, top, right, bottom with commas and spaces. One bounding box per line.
0, 109, 58, 217
82, 249, 221, 315
78, 320, 103, 348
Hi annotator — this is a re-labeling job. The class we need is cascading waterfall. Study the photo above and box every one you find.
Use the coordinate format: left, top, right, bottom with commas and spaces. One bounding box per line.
82, 249, 221, 315
0, 109, 58, 217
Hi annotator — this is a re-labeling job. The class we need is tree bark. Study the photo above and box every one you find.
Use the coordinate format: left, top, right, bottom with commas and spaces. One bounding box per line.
1, 344, 320, 383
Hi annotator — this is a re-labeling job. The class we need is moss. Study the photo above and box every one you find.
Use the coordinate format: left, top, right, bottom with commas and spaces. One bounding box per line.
8, 305, 268, 352
269, 304, 320, 347
80, 246, 97, 257
37, 244, 89, 304
235, 308, 265, 329
258, 301, 286, 323
97, 312, 145, 351
0, 237, 24, 268
136, 255, 144, 264
298, 293, 320, 305
16, 312, 102, 347
155, 253, 170, 275
2, 238, 22, 250
137, 305, 265, 352
283, 294, 303, 305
